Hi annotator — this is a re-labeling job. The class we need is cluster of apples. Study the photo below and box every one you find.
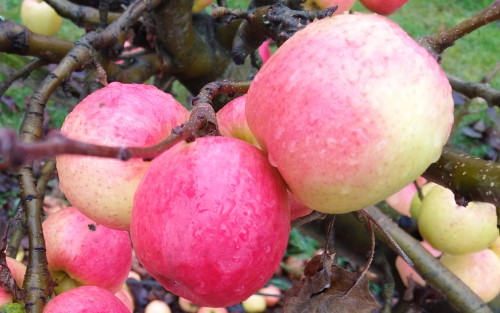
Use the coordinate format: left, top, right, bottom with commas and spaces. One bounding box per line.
390, 181, 500, 302
10, 12, 453, 310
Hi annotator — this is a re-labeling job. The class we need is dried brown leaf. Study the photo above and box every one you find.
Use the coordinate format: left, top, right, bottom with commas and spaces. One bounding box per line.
283, 254, 380, 313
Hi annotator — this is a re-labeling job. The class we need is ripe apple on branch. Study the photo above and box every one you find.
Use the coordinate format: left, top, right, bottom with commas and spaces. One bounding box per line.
0, 0, 499, 313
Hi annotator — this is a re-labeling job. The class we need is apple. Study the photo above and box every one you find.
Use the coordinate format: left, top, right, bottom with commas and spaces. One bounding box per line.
20, 0, 63, 36
359, 0, 409, 15
198, 307, 228, 313
192, 0, 214, 13
288, 193, 313, 220
258, 285, 281, 307
302, 0, 355, 13
56, 82, 189, 230
131, 136, 290, 307
258, 40, 272, 63
0, 258, 26, 306
440, 249, 500, 302
408, 182, 437, 219
417, 185, 498, 255
178, 297, 200, 313
245, 13, 453, 216
385, 177, 426, 217
43, 206, 132, 294
144, 300, 172, 313
284, 256, 307, 280
43, 286, 130, 313
115, 286, 135, 312
489, 236, 500, 259
395, 241, 441, 288
241, 295, 267, 313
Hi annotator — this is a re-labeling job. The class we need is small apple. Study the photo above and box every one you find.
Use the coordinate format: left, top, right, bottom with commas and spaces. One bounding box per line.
131, 136, 290, 307
489, 236, 500, 259
0, 258, 26, 306
178, 297, 199, 313
395, 241, 441, 288
440, 249, 500, 302
43, 286, 130, 313
241, 295, 267, 313
217, 95, 260, 148
198, 307, 228, 313
258, 40, 272, 63
302, 0, 355, 13
56, 82, 189, 230
43, 207, 132, 294
385, 177, 426, 217
115, 285, 135, 312
417, 185, 498, 255
408, 182, 437, 219
284, 256, 307, 280
288, 193, 313, 220
359, 0, 409, 15
246, 13, 453, 216
144, 300, 172, 313
258, 285, 281, 307
192, 0, 214, 13
21, 0, 63, 36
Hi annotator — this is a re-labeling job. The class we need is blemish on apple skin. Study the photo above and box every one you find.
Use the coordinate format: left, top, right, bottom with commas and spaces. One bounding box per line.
88, 224, 96, 231
98, 102, 106, 108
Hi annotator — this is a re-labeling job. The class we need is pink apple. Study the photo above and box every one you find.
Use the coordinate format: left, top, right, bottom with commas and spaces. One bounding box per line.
288, 192, 313, 220
302, 0, 355, 13
43, 286, 130, 313
245, 13, 453, 215
56, 82, 189, 230
131, 136, 290, 307
359, 0, 409, 15
0, 257, 26, 306
115, 286, 135, 312
395, 241, 441, 288
258, 285, 281, 307
43, 207, 132, 294
258, 40, 272, 63
385, 177, 426, 216
21, 0, 63, 36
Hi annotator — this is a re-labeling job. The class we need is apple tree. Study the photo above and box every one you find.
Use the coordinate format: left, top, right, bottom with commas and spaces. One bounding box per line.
0, 0, 500, 312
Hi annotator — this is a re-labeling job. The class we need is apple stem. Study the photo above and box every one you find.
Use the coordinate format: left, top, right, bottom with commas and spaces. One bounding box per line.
364, 206, 493, 313
419, 1, 500, 57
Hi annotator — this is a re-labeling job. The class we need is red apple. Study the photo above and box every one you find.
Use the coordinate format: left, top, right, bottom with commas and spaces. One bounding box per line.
288, 192, 313, 220
245, 13, 453, 216
302, 0, 355, 13
131, 136, 290, 307
258, 40, 272, 63
43, 207, 132, 294
198, 307, 228, 313
43, 286, 130, 313
217, 95, 260, 148
359, 0, 409, 15
144, 300, 172, 313
56, 82, 189, 230
21, 0, 63, 36
0, 258, 26, 306
115, 286, 135, 312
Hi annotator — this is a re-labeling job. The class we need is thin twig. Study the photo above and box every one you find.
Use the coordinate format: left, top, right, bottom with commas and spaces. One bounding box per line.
0, 59, 48, 99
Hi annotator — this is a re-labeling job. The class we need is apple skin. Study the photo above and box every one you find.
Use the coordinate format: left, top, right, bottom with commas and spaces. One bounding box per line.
144, 300, 172, 313
43, 206, 132, 294
0, 258, 26, 306
385, 177, 426, 217
489, 236, 500, 259
131, 136, 290, 307
43, 286, 130, 313
359, 0, 409, 15
115, 286, 135, 312
178, 297, 199, 313
417, 185, 498, 255
302, 0, 355, 13
56, 82, 189, 230
21, 0, 63, 36
245, 13, 453, 215
288, 193, 313, 220
408, 182, 437, 219
258, 40, 272, 63
440, 249, 500, 302
241, 295, 267, 313
258, 285, 281, 307
395, 241, 441, 288
198, 307, 229, 313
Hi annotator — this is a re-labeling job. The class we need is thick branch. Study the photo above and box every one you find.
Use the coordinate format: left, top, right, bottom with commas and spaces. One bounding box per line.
447, 74, 500, 108
423, 147, 500, 207
420, 1, 500, 56
44, 0, 122, 28
364, 206, 492, 313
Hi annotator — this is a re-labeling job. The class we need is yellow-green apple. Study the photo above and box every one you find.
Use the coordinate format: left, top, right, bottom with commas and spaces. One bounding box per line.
440, 249, 500, 302
242, 295, 267, 313
43, 207, 132, 294
178, 297, 199, 313
43, 286, 130, 313
198, 308, 228, 313
192, 0, 214, 12
20, 0, 63, 36
0, 258, 26, 306
302, 0, 355, 13
56, 82, 189, 230
131, 136, 290, 307
115, 285, 135, 312
359, 0, 409, 15
385, 177, 426, 217
144, 300, 171, 313
417, 185, 498, 255
489, 236, 500, 259
395, 241, 441, 288
409, 182, 437, 219
258, 285, 281, 306
245, 13, 453, 215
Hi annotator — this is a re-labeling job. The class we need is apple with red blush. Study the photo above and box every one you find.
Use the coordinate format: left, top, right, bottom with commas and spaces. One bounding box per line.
359, 0, 410, 15
302, 0, 355, 13
0, 258, 26, 306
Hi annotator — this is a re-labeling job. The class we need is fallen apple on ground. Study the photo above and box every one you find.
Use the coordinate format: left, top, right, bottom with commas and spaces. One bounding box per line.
246, 13, 453, 215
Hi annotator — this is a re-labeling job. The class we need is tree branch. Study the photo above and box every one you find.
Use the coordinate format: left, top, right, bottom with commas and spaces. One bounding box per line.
447, 74, 500, 108
44, 0, 122, 28
0, 59, 48, 99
